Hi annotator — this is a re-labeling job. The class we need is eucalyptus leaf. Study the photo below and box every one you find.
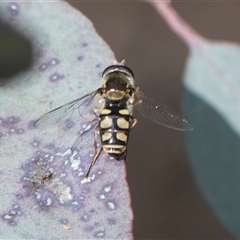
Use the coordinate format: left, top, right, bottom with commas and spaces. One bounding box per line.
184, 41, 240, 238
0, 1, 133, 239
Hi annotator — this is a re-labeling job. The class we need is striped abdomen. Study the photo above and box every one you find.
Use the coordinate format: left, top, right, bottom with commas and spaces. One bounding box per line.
99, 106, 135, 160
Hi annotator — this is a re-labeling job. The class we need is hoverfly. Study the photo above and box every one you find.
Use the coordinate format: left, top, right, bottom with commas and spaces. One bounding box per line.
34, 60, 193, 179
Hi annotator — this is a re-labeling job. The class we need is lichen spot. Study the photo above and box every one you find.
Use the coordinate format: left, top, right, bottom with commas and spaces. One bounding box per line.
119, 109, 130, 115
100, 117, 112, 129
117, 118, 129, 129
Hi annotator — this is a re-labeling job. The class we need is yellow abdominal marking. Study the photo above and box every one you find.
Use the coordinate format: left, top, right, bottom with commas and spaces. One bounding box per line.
103, 145, 126, 154
119, 109, 130, 115
116, 132, 127, 142
100, 117, 112, 128
102, 132, 112, 141
101, 108, 111, 115
117, 118, 129, 129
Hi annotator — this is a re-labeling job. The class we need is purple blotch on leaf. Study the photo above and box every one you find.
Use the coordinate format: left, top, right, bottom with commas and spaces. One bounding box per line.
36, 49, 43, 58
107, 218, 117, 225
84, 225, 94, 232
2, 205, 22, 227
81, 42, 88, 48
77, 56, 84, 61
31, 140, 40, 148
59, 218, 69, 224
17, 128, 24, 134
49, 73, 64, 82
39, 64, 48, 72
81, 214, 89, 222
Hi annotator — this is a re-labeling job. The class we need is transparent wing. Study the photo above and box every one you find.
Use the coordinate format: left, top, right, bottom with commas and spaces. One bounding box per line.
34, 90, 99, 128
71, 119, 98, 151
135, 90, 193, 131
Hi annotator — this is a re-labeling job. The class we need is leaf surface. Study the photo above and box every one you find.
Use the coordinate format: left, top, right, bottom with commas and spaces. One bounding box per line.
0, 1, 133, 239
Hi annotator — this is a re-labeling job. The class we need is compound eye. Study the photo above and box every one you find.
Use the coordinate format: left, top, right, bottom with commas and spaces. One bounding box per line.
102, 65, 134, 78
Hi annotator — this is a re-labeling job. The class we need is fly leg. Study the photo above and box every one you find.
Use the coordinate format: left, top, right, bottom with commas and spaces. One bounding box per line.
84, 125, 103, 179
131, 118, 138, 128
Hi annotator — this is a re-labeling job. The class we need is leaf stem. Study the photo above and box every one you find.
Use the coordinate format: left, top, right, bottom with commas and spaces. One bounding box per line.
148, 1, 204, 48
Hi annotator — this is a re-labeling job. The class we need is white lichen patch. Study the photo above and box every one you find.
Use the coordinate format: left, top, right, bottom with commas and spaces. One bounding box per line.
46, 178, 73, 204
69, 152, 81, 170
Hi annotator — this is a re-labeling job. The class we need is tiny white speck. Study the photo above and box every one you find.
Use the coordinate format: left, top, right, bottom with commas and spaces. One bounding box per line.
45, 154, 49, 158
97, 170, 102, 175
78, 171, 84, 176
52, 75, 57, 80
41, 64, 47, 69
96, 232, 104, 237
13, 205, 19, 209
60, 173, 66, 178
10, 210, 16, 215
89, 153, 94, 157
99, 194, 105, 199
10, 128, 15, 132
35, 192, 41, 199
83, 214, 88, 220
71, 159, 80, 170
51, 59, 57, 65
72, 201, 78, 205
10, 4, 18, 10
82, 124, 86, 129
3, 214, 12, 220
46, 198, 52, 206
104, 186, 111, 192
107, 202, 115, 210
55, 149, 71, 157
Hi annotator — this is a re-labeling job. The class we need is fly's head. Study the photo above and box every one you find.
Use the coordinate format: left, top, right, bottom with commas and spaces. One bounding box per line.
101, 63, 135, 102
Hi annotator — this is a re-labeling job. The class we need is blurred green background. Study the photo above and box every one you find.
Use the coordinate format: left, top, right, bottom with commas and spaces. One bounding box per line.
66, 1, 240, 239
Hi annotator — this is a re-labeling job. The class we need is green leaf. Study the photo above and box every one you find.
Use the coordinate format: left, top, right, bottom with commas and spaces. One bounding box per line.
184, 42, 240, 238
0, 1, 133, 239
149, 1, 240, 237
